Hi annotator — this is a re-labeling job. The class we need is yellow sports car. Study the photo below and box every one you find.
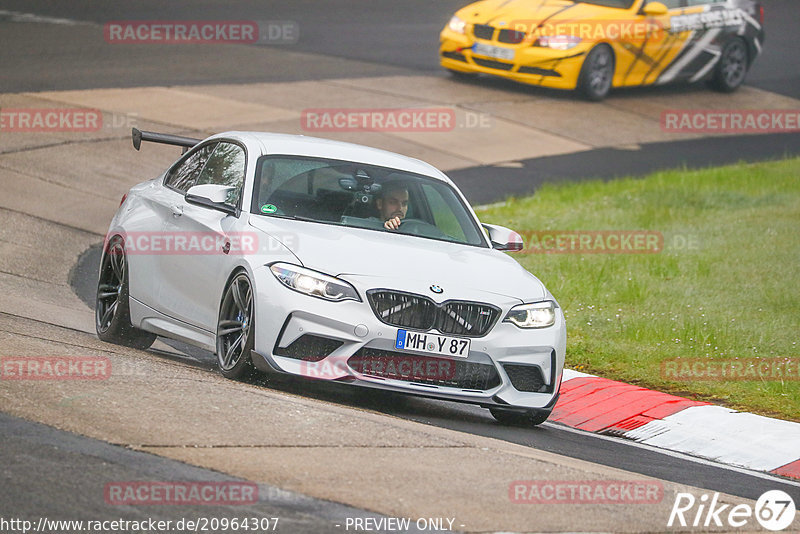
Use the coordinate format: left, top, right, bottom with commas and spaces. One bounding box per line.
440, 0, 765, 100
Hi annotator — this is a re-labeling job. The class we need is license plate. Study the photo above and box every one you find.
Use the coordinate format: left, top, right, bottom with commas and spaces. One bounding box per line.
472, 42, 515, 61
395, 329, 471, 358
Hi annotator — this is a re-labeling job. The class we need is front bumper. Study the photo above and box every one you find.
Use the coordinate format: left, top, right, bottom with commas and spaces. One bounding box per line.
250, 266, 566, 410
439, 28, 587, 90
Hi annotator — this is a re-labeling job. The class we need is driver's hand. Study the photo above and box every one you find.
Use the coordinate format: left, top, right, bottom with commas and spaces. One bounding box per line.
384, 216, 402, 230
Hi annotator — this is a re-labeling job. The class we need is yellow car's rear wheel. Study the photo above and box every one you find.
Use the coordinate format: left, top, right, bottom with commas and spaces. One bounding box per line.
710, 38, 749, 93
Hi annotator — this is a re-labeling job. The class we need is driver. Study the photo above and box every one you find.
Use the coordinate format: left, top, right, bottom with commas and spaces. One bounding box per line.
375, 182, 409, 230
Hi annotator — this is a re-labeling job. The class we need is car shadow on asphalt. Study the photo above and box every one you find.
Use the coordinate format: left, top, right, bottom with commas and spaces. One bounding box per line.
440, 69, 723, 102
70, 242, 496, 427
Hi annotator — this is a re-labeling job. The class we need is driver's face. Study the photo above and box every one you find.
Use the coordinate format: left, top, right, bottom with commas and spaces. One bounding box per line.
377, 189, 409, 221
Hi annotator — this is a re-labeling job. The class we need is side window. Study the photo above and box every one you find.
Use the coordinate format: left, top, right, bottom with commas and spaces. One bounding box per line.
164, 143, 217, 193
195, 142, 247, 206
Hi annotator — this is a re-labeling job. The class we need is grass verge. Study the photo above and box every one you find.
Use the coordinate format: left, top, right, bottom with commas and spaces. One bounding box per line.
479, 157, 800, 421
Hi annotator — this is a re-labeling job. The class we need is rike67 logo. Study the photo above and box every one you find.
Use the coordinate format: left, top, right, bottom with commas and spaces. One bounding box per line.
669, 490, 796, 531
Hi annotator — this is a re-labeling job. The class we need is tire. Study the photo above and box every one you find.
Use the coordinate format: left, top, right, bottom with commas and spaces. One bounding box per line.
490, 407, 551, 426
95, 236, 157, 350
709, 38, 748, 93
577, 44, 614, 101
216, 272, 257, 380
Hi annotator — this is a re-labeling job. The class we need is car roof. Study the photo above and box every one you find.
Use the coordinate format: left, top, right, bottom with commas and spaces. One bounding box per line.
209, 131, 452, 183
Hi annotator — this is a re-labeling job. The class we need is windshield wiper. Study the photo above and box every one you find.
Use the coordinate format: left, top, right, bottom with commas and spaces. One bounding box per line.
292, 215, 325, 223
259, 213, 325, 223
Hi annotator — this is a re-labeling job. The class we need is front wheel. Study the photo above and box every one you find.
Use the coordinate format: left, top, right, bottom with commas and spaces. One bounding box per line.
577, 45, 614, 101
216, 272, 257, 380
95, 236, 157, 350
490, 407, 550, 426
709, 38, 748, 93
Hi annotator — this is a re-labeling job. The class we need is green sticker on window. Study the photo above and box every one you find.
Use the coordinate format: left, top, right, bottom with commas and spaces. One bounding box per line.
261, 204, 277, 214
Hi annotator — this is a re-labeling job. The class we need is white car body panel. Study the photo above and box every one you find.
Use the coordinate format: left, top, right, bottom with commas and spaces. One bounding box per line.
102, 131, 567, 416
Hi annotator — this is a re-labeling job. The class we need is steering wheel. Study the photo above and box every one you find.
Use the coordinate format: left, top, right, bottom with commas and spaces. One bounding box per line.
396, 218, 448, 239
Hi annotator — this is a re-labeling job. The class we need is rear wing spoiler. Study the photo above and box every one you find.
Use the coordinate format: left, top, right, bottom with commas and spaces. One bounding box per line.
132, 128, 201, 154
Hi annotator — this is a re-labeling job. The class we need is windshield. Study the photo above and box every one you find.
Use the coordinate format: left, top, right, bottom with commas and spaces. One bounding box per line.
251, 155, 487, 247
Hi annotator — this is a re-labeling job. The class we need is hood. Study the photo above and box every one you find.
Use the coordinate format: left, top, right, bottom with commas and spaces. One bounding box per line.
248, 216, 547, 305
458, 0, 620, 28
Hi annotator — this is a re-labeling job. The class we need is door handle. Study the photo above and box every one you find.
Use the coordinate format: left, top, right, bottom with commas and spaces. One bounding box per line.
170, 205, 183, 217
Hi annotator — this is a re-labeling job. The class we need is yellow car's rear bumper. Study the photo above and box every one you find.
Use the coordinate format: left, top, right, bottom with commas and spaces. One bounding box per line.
440, 29, 588, 91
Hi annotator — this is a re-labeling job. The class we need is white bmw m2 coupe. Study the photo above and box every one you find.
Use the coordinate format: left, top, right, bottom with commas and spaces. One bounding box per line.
96, 129, 566, 425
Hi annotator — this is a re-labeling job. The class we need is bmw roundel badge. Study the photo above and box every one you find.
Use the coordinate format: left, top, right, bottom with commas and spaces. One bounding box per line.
430, 285, 443, 294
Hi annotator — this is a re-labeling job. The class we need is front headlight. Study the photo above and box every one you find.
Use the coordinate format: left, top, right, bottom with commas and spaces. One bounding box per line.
448, 15, 466, 34
504, 301, 557, 328
270, 263, 360, 302
534, 35, 582, 50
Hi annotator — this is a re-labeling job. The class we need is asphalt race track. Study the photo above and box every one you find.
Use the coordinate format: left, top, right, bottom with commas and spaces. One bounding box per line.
1, 1, 798, 205
0, 0, 797, 98
1, 413, 414, 534
1, 1, 799, 532
68, 243, 800, 503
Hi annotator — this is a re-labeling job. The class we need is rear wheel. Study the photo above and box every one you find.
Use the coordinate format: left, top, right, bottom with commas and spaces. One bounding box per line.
710, 38, 748, 92
95, 236, 157, 349
216, 272, 257, 380
490, 407, 550, 426
577, 44, 614, 101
